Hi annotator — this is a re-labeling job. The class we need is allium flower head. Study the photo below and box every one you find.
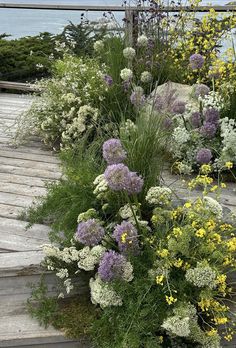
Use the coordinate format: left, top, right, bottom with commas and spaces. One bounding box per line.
126, 172, 144, 194
123, 47, 136, 60
140, 71, 152, 83
137, 34, 148, 47
191, 111, 201, 128
102, 139, 127, 164
196, 148, 213, 164
194, 84, 210, 98
103, 74, 113, 86
189, 53, 205, 69
200, 122, 217, 138
172, 101, 186, 114
130, 88, 146, 107
113, 221, 139, 253
75, 219, 105, 246
104, 163, 131, 191
120, 68, 133, 81
163, 117, 173, 129
98, 250, 133, 282
204, 108, 219, 124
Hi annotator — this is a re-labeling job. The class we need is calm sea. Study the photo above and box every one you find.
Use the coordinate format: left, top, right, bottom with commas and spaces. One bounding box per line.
0, 0, 232, 39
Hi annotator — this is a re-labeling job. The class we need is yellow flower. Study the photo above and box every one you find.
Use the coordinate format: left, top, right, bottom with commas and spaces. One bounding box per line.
226, 238, 236, 252
173, 258, 183, 268
210, 185, 218, 193
224, 334, 233, 341
221, 183, 227, 188
205, 220, 216, 231
121, 232, 128, 244
165, 295, 177, 305
225, 161, 233, 169
156, 274, 165, 285
184, 202, 192, 209
172, 227, 183, 237
158, 249, 169, 258
207, 329, 218, 337
200, 164, 212, 174
196, 228, 206, 238
214, 317, 228, 325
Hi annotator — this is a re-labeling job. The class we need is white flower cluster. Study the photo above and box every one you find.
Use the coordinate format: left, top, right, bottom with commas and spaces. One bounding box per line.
77, 208, 98, 223
123, 47, 136, 60
93, 174, 109, 199
90, 275, 123, 308
94, 40, 104, 52
185, 262, 217, 288
162, 315, 191, 337
42, 244, 81, 265
219, 117, 236, 164
140, 71, 152, 83
119, 204, 138, 219
199, 91, 224, 111
203, 197, 223, 218
77, 245, 106, 271
172, 127, 191, 146
120, 68, 133, 81
177, 162, 193, 175
146, 186, 172, 205
120, 119, 137, 137
122, 261, 134, 282
137, 34, 148, 47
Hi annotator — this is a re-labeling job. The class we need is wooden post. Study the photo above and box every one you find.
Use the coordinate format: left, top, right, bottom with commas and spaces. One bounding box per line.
125, 9, 139, 46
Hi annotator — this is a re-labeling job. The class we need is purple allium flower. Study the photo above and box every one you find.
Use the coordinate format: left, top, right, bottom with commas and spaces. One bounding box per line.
103, 74, 113, 86
204, 108, 219, 125
75, 219, 105, 246
163, 117, 173, 129
122, 79, 131, 92
102, 139, 127, 164
200, 122, 217, 138
130, 90, 146, 107
113, 221, 139, 253
98, 250, 126, 282
189, 53, 205, 70
126, 172, 144, 194
196, 148, 213, 164
104, 163, 131, 191
191, 111, 202, 128
172, 101, 186, 114
194, 84, 210, 98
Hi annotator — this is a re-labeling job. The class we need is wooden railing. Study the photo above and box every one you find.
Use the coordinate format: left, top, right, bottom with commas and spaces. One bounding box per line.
0, 2, 236, 91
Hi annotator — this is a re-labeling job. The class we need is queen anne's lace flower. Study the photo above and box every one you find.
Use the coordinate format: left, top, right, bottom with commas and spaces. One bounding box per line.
162, 315, 191, 337
146, 186, 172, 205
90, 275, 123, 308
93, 174, 109, 199
203, 197, 223, 218
185, 262, 217, 288
77, 245, 106, 271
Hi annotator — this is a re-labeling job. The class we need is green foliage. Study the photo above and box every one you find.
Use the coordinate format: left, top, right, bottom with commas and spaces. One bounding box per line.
23, 141, 105, 242
0, 33, 58, 82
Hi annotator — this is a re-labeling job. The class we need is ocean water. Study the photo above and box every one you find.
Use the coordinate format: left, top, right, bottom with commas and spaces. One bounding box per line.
0, 0, 232, 39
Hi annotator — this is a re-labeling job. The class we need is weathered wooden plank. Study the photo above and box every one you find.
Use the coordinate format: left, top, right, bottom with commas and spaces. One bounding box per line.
0, 203, 23, 219
0, 182, 46, 197
0, 164, 61, 180
0, 250, 44, 276
0, 192, 34, 208
0, 217, 50, 239
0, 172, 50, 187
0, 149, 60, 164
0, 156, 60, 172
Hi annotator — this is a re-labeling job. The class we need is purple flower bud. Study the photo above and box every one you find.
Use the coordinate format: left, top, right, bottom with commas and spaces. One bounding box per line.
191, 111, 202, 128
163, 117, 173, 129
196, 148, 213, 164
194, 84, 210, 98
104, 163, 131, 191
204, 108, 219, 125
98, 250, 126, 282
172, 101, 186, 114
103, 74, 113, 86
200, 122, 217, 138
189, 53, 205, 70
126, 172, 144, 194
103, 139, 127, 164
75, 219, 105, 246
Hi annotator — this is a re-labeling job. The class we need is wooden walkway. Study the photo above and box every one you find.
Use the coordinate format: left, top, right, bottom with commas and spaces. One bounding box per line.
0, 93, 235, 347
0, 94, 86, 348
